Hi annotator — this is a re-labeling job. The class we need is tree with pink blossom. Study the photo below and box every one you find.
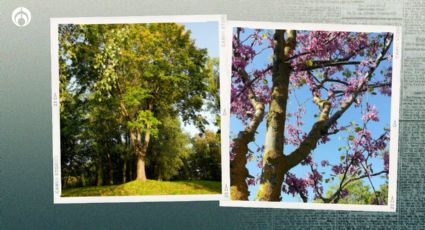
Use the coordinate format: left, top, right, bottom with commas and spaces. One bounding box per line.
230, 27, 393, 203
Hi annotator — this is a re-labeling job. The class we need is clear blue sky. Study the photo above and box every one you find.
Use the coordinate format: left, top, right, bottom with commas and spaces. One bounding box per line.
184, 22, 219, 58
231, 28, 392, 202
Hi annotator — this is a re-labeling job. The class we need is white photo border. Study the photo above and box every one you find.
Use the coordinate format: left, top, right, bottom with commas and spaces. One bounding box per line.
220, 21, 401, 212
51, 15, 227, 204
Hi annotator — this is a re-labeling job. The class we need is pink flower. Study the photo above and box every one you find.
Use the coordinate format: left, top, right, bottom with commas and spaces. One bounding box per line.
283, 173, 308, 198
383, 152, 389, 172
362, 104, 379, 122
332, 165, 343, 174
321, 160, 329, 167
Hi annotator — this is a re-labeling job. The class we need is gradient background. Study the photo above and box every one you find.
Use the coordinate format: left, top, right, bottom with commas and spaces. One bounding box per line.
1, 0, 424, 229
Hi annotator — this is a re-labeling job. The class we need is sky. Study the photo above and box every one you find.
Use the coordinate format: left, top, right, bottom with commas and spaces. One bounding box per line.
184, 22, 219, 58
231, 28, 393, 202
180, 22, 219, 137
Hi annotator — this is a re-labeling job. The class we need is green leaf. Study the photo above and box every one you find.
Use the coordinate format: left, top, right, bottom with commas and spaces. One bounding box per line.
306, 59, 314, 67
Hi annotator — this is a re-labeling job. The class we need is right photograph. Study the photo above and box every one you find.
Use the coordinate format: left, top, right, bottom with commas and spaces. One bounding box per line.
221, 21, 401, 211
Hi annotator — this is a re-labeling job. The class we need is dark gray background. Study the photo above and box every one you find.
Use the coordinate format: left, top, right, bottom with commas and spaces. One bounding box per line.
1, 0, 424, 229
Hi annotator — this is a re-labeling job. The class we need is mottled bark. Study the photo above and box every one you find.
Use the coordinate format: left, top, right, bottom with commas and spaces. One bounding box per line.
256, 30, 296, 201
131, 128, 150, 182
231, 69, 265, 200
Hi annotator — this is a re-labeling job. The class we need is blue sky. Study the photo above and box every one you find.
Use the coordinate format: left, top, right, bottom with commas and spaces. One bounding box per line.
231, 28, 392, 202
184, 22, 219, 58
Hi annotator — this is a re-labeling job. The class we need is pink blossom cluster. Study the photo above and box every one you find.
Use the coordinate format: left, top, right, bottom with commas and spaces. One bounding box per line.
362, 103, 380, 122
231, 28, 272, 121
383, 151, 389, 172
282, 172, 309, 199
285, 106, 307, 145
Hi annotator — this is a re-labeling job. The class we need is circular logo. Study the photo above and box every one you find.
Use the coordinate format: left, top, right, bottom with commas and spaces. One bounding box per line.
11, 7, 31, 27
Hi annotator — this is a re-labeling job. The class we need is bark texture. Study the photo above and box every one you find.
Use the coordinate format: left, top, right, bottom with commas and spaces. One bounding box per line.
230, 67, 265, 200
256, 30, 296, 201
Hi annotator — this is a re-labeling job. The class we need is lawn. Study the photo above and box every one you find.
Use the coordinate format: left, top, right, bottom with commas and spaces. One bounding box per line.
61, 180, 221, 197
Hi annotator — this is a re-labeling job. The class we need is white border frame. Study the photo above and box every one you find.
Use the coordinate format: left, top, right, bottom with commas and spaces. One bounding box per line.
220, 21, 401, 212
51, 15, 227, 204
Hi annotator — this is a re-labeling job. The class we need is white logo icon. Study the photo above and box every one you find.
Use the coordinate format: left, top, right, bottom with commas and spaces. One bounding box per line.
12, 7, 31, 27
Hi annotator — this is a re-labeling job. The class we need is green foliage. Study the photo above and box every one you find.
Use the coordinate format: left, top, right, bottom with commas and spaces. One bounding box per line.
182, 131, 221, 181
127, 110, 161, 137
147, 115, 191, 180
205, 58, 221, 127
316, 179, 388, 205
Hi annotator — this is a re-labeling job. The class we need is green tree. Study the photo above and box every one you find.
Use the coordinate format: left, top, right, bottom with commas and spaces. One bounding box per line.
315, 179, 388, 205
147, 115, 191, 181
205, 58, 221, 127
188, 131, 221, 181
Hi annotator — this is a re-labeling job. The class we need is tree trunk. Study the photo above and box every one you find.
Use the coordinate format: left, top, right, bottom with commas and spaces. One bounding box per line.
123, 159, 127, 183
230, 96, 265, 200
156, 164, 163, 181
129, 157, 133, 181
97, 157, 103, 186
231, 132, 253, 200
136, 156, 147, 181
81, 172, 86, 187
256, 30, 296, 201
130, 128, 151, 182
108, 153, 114, 185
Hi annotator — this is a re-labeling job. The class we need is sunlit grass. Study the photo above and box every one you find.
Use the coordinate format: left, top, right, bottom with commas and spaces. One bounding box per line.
62, 180, 221, 197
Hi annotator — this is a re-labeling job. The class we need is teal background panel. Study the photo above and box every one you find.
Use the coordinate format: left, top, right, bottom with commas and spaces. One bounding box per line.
1, 0, 424, 229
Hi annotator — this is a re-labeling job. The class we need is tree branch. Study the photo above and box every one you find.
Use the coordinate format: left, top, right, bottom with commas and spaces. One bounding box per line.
299, 60, 361, 71
285, 34, 393, 171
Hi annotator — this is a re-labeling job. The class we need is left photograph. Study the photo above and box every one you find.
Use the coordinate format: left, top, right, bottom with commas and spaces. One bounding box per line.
51, 15, 225, 203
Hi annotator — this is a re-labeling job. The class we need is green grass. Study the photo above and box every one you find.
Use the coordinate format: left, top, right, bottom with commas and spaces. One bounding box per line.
61, 180, 221, 197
